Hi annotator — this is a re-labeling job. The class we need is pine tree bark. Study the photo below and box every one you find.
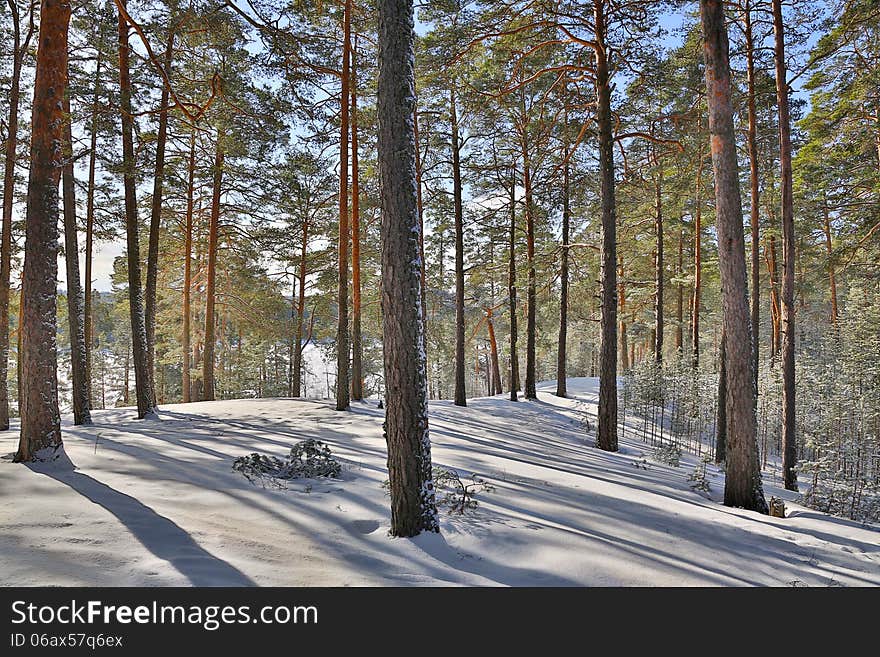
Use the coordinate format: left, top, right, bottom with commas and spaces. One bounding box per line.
487, 310, 502, 396
556, 153, 570, 397
451, 89, 467, 407
822, 197, 838, 324
413, 100, 428, 360
767, 232, 781, 361
654, 174, 663, 364
118, 3, 155, 419
522, 117, 537, 400
61, 92, 91, 425
700, 0, 767, 513
84, 45, 103, 406
619, 256, 628, 371
181, 130, 195, 403
15, 0, 69, 461
715, 331, 727, 463
293, 216, 309, 397
350, 42, 363, 401
744, 0, 761, 391
692, 152, 703, 369
772, 0, 797, 491
0, 0, 32, 430
203, 132, 224, 401
145, 24, 175, 408
377, 0, 439, 536
596, 0, 618, 451
676, 227, 684, 352
335, 0, 352, 411
508, 167, 519, 401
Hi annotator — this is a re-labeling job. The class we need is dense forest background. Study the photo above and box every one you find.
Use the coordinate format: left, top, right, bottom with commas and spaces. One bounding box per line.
1, 0, 878, 523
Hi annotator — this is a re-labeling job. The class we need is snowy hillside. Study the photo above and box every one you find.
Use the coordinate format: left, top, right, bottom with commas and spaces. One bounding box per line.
1, 378, 877, 586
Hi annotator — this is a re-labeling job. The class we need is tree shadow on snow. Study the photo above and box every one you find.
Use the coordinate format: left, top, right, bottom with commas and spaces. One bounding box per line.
27, 465, 255, 587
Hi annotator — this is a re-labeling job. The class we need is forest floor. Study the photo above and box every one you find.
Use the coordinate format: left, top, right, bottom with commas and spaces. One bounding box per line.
1, 377, 878, 586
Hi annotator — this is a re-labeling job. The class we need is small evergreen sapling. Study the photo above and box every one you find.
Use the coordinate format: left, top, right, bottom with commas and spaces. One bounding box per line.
233, 438, 342, 487
688, 454, 712, 493
652, 442, 682, 467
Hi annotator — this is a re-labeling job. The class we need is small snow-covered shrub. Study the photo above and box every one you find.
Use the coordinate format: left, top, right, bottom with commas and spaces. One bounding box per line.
651, 442, 682, 467
287, 439, 342, 478
233, 439, 341, 487
382, 468, 495, 515
688, 454, 712, 493
433, 469, 495, 514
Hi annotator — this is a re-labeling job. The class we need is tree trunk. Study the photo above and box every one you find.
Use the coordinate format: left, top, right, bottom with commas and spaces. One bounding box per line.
61, 92, 91, 426
715, 332, 727, 463
556, 152, 570, 397
203, 131, 224, 401
15, 0, 70, 462
596, 0, 618, 452
700, 0, 767, 513
772, 0, 797, 492
335, 0, 352, 411
84, 46, 103, 407
377, 0, 439, 536
293, 217, 308, 397
676, 227, 683, 352
619, 256, 628, 371
522, 111, 537, 400
822, 197, 838, 324
118, 3, 155, 419
487, 310, 502, 396
182, 130, 195, 403
767, 232, 781, 361
413, 99, 428, 361
654, 174, 663, 364
451, 89, 467, 406
351, 42, 363, 401
692, 152, 703, 369
0, 0, 30, 430
744, 0, 761, 391
508, 166, 519, 401
123, 348, 130, 406
145, 25, 175, 408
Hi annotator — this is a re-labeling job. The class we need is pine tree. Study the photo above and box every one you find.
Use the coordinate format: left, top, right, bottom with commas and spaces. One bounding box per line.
699, 0, 767, 513
15, 0, 70, 462
378, 0, 439, 537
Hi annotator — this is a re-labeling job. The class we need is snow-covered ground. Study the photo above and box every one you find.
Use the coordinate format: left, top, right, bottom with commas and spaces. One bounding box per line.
1, 378, 877, 586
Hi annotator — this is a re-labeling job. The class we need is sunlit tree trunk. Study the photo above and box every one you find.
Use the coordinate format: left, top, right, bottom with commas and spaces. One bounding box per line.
596, 0, 618, 451
377, 0, 439, 536
335, 0, 352, 411
619, 256, 628, 371
508, 166, 519, 401
145, 24, 175, 408
822, 197, 838, 325
743, 0, 761, 391
451, 88, 467, 407
700, 0, 767, 513
118, 2, 155, 418
182, 130, 196, 403
15, 0, 70, 461
692, 153, 703, 369
772, 0, 797, 491
0, 0, 32, 430
556, 152, 570, 397
61, 91, 91, 425
654, 174, 663, 364
84, 45, 103, 407
351, 42, 363, 401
